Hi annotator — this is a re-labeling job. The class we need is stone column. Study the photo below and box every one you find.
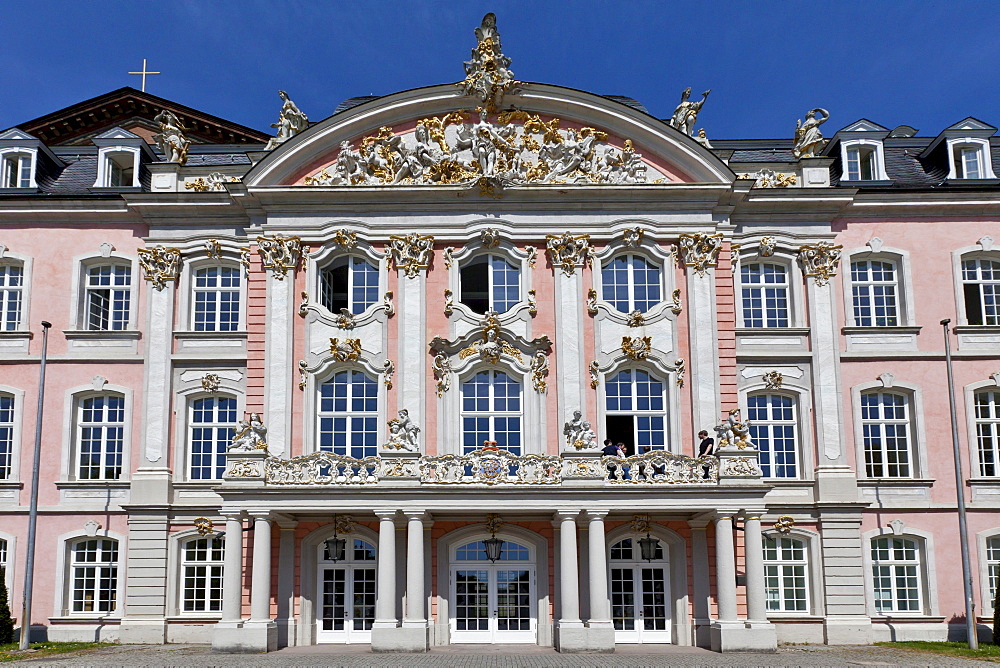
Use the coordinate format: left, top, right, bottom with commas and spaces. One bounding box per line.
743, 515, 768, 622
689, 520, 712, 648
403, 513, 426, 628
244, 514, 277, 652
373, 512, 398, 628
556, 512, 582, 627
275, 520, 297, 648
212, 514, 246, 652
714, 514, 737, 623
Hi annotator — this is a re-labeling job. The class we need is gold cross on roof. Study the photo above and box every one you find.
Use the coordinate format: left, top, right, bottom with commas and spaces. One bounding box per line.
128, 58, 161, 92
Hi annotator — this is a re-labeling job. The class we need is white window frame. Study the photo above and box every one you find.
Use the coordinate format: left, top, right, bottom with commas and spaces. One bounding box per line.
69, 251, 139, 332
459, 368, 524, 455
318, 254, 382, 316
73, 391, 128, 481
738, 261, 791, 329
849, 258, 900, 327
946, 138, 996, 180
189, 263, 244, 332
59, 384, 134, 483
53, 528, 126, 619
599, 252, 664, 315
0, 388, 22, 482
444, 236, 533, 326
603, 366, 668, 455
842, 247, 917, 329
94, 146, 140, 188
459, 252, 523, 315
977, 529, 1000, 616
851, 381, 929, 482
0, 250, 33, 337
0, 530, 15, 595
0, 147, 37, 189
964, 379, 1000, 480
746, 391, 800, 479
316, 368, 382, 459
840, 139, 889, 181
762, 533, 811, 614
862, 527, 939, 618
178, 534, 226, 615
0, 259, 25, 331
172, 375, 244, 482
186, 393, 239, 481
959, 254, 1000, 326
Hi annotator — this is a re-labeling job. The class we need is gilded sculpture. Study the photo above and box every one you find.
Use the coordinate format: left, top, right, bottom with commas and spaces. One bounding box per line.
388, 233, 434, 278
137, 246, 181, 290
677, 233, 723, 276
792, 108, 830, 159
256, 235, 302, 279
798, 241, 843, 286
669, 87, 711, 137
153, 110, 190, 165
460, 13, 519, 113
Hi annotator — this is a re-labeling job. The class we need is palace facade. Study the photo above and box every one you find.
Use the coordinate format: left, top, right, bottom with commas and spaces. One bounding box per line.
1, 15, 999, 654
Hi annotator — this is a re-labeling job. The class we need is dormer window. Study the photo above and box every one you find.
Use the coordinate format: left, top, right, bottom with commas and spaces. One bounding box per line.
846, 146, 876, 181
106, 152, 135, 187
954, 144, 983, 179
1, 152, 32, 188
91, 128, 147, 189
927, 119, 998, 181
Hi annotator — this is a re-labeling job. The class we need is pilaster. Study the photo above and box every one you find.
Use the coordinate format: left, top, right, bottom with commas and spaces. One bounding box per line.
118, 515, 169, 644
397, 262, 427, 439
553, 267, 586, 443
683, 242, 722, 432
818, 509, 873, 644
264, 270, 294, 457
688, 520, 712, 648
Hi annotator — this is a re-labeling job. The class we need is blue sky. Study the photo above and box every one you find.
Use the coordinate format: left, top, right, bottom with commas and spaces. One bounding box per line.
2, 1, 998, 140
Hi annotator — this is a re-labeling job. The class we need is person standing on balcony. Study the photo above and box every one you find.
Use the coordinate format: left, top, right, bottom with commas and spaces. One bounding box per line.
697, 430, 715, 457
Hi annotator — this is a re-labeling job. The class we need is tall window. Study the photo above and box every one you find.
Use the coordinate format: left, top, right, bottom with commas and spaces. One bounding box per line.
180, 536, 225, 613
740, 263, 789, 328
460, 254, 521, 315
860, 392, 912, 479
77, 394, 125, 480
189, 396, 237, 480
845, 146, 877, 181
962, 258, 1000, 326
763, 536, 809, 613
851, 260, 899, 327
1, 152, 32, 188
69, 538, 119, 614
601, 254, 661, 314
0, 262, 23, 330
605, 369, 665, 455
747, 393, 798, 478
104, 152, 135, 187
318, 371, 378, 459
320, 257, 379, 315
987, 536, 1000, 612
192, 266, 240, 332
870, 536, 922, 614
0, 393, 13, 480
974, 390, 1000, 477
0, 538, 8, 588
461, 370, 522, 454
85, 264, 131, 331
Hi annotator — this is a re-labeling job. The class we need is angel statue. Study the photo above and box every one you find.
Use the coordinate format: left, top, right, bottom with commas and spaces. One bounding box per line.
669, 87, 711, 137
229, 413, 268, 452
153, 110, 191, 165
385, 408, 420, 452
792, 108, 830, 159
265, 90, 309, 150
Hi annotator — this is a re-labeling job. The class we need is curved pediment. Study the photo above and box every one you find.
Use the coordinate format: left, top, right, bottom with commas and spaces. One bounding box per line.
244, 83, 734, 189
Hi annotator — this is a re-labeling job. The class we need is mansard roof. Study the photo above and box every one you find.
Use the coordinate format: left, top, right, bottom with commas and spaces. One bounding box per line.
13, 86, 270, 146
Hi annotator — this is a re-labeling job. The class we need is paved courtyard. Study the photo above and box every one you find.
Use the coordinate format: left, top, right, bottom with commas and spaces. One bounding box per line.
14, 643, 997, 667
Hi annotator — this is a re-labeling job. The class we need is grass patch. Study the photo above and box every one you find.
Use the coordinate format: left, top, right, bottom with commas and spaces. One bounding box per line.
876, 641, 1000, 663
0, 642, 112, 663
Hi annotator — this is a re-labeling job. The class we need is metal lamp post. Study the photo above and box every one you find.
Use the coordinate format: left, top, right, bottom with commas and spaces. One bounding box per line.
941, 319, 979, 649
19, 321, 51, 650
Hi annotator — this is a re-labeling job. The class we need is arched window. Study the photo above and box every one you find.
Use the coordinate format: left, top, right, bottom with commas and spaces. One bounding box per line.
762, 535, 809, 613
460, 254, 521, 315
962, 257, 1000, 325
319, 256, 379, 315
747, 393, 798, 478
850, 259, 899, 327
987, 536, 1000, 612
1, 151, 32, 189
76, 393, 126, 480
461, 370, 522, 455
192, 265, 241, 331
83, 262, 132, 331
870, 536, 923, 614
0, 393, 12, 480
317, 371, 379, 458
860, 391, 912, 478
605, 369, 665, 455
180, 536, 225, 613
740, 263, 789, 328
974, 390, 1000, 477
67, 537, 119, 614
610, 537, 664, 561
0, 261, 24, 331
455, 539, 530, 562
188, 395, 238, 480
601, 254, 661, 314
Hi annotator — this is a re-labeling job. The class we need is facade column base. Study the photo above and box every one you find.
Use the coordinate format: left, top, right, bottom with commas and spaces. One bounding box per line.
814, 465, 861, 502
556, 625, 615, 653
118, 618, 167, 644
823, 616, 873, 645
692, 616, 712, 648
212, 620, 277, 653
371, 625, 429, 652
710, 620, 777, 653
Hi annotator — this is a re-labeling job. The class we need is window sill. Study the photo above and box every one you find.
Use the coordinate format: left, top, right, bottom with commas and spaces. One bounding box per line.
839, 179, 894, 187
858, 478, 934, 487
0, 480, 23, 489
943, 178, 1000, 186
767, 479, 815, 486
954, 325, 1000, 333
173, 330, 248, 339
736, 327, 810, 335
968, 477, 1000, 485
166, 615, 223, 623
0, 187, 41, 195
0, 330, 33, 339
870, 615, 946, 622
55, 480, 130, 488
49, 615, 121, 624
766, 614, 825, 621
842, 326, 921, 335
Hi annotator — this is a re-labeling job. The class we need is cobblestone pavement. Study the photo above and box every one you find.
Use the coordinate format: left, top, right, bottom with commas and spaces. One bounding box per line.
14, 644, 998, 668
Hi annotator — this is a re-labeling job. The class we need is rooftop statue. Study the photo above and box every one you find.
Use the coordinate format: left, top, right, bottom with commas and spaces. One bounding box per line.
153, 110, 191, 165
461, 12, 519, 112
792, 108, 830, 159
265, 90, 309, 151
669, 87, 711, 137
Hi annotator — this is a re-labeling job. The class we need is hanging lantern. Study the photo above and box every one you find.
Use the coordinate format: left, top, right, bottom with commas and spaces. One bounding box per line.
483, 535, 504, 562
325, 514, 347, 562
637, 532, 661, 562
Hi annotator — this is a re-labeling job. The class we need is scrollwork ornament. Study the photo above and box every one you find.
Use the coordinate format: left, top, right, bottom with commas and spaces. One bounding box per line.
382, 359, 395, 390
723, 457, 758, 476
205, 239, 222, 258
239, 247, 251, 275
670, 288, 683, 315
626, 310, 645, 327
622, 227, 645, 247
677, 233, 723, 276
530, 351, 549, 393
630, 514, 652, 534
460, 13, 520, 113
674, 358, 686, 387
525, 245, 537, 268
330, 230, 358, 249
622, 335, 652, 361
798, 241, 843, 286
334, 309, 356, 330
298, 360, 309, 390
444, 289, 454, 317
227, 460, 261, 478
256, 235, 302, 279
589, 360, 601, 389
432, 351, 453, 396
299, 291, 309, 317
383, 291, 395, 317
759, 236, 776, 257
481, 228, 501, 248
137, 246, 181, 290
329, 338, 362, 362
485, 513, 504, 535
194, 517, 216, 536
443, 246, 455, 269
389, 233, 434, 278
587, 288, 599, 315
546, 232, 591, 276
763, 370, 783, 390
527, 289, 537, 316
773, 516, 795, 534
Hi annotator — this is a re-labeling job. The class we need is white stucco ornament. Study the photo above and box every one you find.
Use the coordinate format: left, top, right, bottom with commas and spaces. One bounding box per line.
460, 12, 520, 113
389, 233, 434, 278
385, 409, 420, 452
256, 235, 302, 278
265, 90, 309, 151
677, 232, 723, 276
546, 232, 592, 275
153, 110, 191, 164
563, 410, 597, 450
229, 413, 268, 452
137, 246, 182, 290
432, 351, 452, 396
798, 241, 843, 286
792, 108, 830, 159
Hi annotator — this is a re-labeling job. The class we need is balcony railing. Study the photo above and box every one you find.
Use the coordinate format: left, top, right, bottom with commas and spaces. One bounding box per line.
226, 447, 758, 487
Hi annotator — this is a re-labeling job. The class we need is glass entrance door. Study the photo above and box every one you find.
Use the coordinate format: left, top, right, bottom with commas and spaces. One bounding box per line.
451, 539, 536, 643
610, 538, 671, 644
316, 538, 377, 644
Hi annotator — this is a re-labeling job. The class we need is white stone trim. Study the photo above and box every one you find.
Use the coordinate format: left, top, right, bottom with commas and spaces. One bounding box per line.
850, 379, 930, 480
304, 359, 387, 455
52, 527, 128, 619
975, 527, 1000, 615
839, 138, 890, 182
171, 382, 245, 482
687, 262, 721, 433
177, 254, 247, 332
964, 378, 1000, 479
806, 274, 845, 464
946, 137, 996, 180
735, 250, 806, 329
841, 244, 917, 328
739, 379, 815, 480
595, 357, 682, 455
306, 235, 387, 324
761, 527, 825, 617
265, 270, 294, 457
94, 145, 141, 188
0, 249, 33, 333
0, 530, 17, 605
445, 235, 534, 333
0, 384, 26, 483
68, 249, 140, 332
58, 383, 135, 482
167, 528, 228, 618
0, 146, 38, 189
861, 526, 940, 617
